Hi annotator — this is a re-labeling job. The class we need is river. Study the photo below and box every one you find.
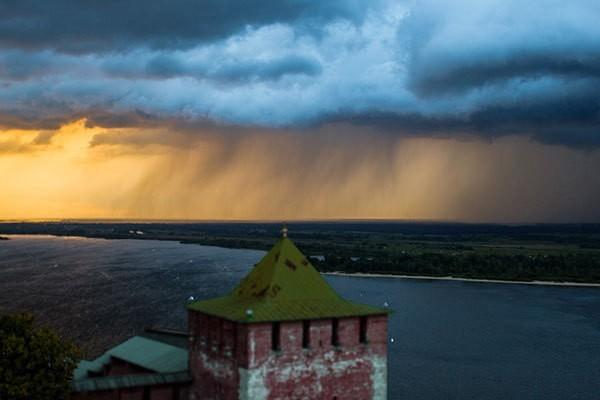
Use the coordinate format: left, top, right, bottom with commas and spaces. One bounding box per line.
1, 235, 599, 399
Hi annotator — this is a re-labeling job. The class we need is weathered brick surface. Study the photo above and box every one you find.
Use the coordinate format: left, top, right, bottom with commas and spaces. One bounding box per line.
189, 311, 241, 400
338, 317, 359, 347
280, 321, 302, 353
190, 310, 388, 400
248, 322, 274, 367
309, 319, 333, 351
367, 315, 388, 357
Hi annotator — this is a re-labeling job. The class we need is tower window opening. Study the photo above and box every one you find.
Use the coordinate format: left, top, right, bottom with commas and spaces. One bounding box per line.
272, 322, 281, 351
331, 318, 339, 347
302, 320, 310, 349
359, 316, 368, 344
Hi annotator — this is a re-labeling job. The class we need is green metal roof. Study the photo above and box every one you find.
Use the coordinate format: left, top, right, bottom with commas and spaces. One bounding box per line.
109, 336, 188, 373
72, 371, 191, 392
73, 355, 111, 381
73, 336, 188, 381
187, 236, 388, 323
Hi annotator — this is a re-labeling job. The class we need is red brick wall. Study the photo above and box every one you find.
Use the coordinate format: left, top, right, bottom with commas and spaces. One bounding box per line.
188, 311, 388, 400
189, 311, 241, 400
309, 318, 333, 351
256, 317, 387, 399
246, 322, 272, 368
279, 321, 302, 352
338, 317, 360, 347
366, 314, 388, 357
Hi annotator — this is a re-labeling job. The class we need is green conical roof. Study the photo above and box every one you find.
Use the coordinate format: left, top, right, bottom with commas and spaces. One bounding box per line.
187, 236, 388, 323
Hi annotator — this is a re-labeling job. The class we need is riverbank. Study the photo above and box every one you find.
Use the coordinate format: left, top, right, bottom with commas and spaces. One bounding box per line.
6, 233, 599, 287
323, 271, 600, 287
2, 221, 600, 285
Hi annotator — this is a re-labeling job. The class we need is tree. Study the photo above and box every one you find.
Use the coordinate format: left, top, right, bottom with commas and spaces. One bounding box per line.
0, 313, 80, 400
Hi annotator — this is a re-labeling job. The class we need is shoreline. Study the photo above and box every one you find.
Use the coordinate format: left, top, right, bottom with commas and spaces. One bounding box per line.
323, 271, 600, 287
4, 233, 600, 288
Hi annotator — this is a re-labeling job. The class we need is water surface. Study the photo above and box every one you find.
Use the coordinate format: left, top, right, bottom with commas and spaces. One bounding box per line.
1, 235, 599, 399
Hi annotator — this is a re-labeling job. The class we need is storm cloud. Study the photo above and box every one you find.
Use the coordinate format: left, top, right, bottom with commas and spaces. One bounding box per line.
1, 0, 600, 147
0, 0, 377, 52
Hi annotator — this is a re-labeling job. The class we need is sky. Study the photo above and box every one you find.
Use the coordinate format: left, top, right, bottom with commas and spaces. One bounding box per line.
1, 0, 600, 222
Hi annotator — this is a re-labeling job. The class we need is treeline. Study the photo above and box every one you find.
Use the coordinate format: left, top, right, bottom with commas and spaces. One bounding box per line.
312, 252, 600, 283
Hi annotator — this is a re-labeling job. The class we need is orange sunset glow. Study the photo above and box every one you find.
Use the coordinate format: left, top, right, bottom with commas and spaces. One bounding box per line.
2, 119, 599, 222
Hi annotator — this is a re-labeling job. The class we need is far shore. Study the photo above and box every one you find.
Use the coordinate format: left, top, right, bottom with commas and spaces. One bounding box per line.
322, 271, 600, 287
4, 233, 600, 287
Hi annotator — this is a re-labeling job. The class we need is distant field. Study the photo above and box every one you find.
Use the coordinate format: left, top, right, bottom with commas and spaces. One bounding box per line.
1, 221, 600, 283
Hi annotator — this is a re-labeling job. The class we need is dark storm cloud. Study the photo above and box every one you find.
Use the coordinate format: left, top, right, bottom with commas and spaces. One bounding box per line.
206, 54, 322, 82
399, 1, 600, 94
0, 50, 58, 80
104, 52, 322, 82
84, 110, 159, 129
409, 54, 600, 97
1, 0, 600, 148
394, 0, 600, 147
0, 0, 374, 53
0, 111, 69, 131
335, 87, 600, 148
467, 88, 600, 147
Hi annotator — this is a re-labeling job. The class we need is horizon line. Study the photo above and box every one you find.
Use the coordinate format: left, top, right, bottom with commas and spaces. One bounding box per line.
0, 218, 599, 226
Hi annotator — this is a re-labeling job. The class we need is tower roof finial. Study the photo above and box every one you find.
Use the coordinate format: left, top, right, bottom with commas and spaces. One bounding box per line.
281, 223, 288, 238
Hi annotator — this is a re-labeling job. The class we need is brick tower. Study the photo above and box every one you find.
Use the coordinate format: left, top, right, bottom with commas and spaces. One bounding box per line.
187, 228, 389, 399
